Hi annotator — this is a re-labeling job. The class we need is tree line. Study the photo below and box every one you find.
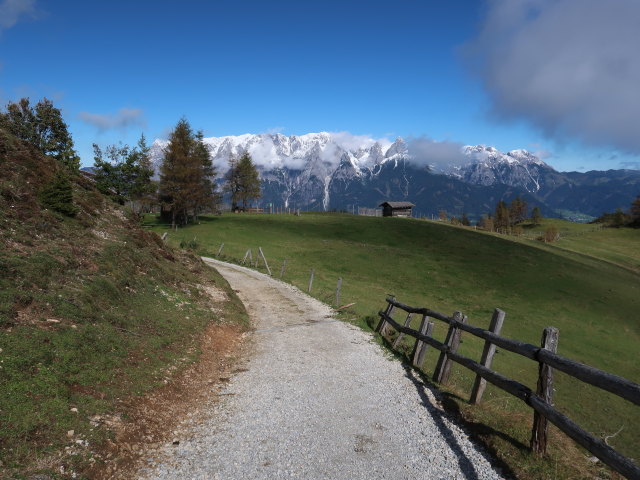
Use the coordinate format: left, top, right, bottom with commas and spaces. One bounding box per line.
1, 98, 262, 225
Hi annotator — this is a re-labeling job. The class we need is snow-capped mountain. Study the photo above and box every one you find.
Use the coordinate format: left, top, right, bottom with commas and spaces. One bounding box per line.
149, 132, 640, 219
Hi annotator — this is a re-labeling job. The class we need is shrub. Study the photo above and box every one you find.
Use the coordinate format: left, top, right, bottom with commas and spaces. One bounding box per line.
38, 170, 78, 217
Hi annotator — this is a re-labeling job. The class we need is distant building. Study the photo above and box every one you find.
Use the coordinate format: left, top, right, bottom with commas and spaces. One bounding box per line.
358, 207, 382, 217
379, 201, 415, 217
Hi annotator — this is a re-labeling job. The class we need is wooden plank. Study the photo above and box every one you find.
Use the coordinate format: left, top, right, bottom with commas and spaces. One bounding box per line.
335, 277, 343, 306
376, 299, 395, 335
528, 396, 640, 480
386, 298, 640, 405
378, 309, 640, 479
241, 249, 250, 265
531, 327, 559, 455
280, 258, 287, 278
161, 232, 168, 241
392, 313, 413, 349
470, 308, 506, 404
411, 316, 434, 368
433, 312, 466, 384
308, 269, 314, 293
217, 243, 224, 256
258, 247, 272, 276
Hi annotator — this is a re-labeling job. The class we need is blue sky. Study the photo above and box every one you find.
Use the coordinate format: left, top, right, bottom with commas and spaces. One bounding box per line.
1, 0, 639, 171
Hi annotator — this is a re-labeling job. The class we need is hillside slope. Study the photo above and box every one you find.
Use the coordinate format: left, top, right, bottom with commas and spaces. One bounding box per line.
0, 129, 249, 478
148, 212, 639, 478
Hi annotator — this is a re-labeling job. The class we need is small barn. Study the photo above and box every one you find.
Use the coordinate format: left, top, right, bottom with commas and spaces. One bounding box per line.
379, 201, 415, 217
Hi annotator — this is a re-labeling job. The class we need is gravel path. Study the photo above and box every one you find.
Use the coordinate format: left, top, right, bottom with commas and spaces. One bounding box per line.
138, 259, 507, 480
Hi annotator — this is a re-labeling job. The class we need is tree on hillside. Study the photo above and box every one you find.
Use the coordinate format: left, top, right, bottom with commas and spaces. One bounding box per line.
224, 152, 261, 211
0, 98, 80, 170
38, 170, 78, 217
158, 119, 218, 227
494, 200, 510, 231
461, 212, 471, 226
531, 206, 542, 225
93, 134, 155, 210
192, 130, 219, 216
630, 195, 640, 227
509, 196, 528, 224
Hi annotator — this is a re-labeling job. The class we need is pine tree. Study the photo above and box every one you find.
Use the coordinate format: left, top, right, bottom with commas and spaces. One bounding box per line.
236, 152, 261, 209
39, 170, 78, 216
0, 98, 80, 170
630, 195, 640, 227
461, 212, 471, 226
192, 131, 218, 218
509, 196, 528, 225
494, 200, 510, 231
159, 118, 196, 227
531, 206, 542, 225
224, 152, 261, 211
158, 119, 217, 227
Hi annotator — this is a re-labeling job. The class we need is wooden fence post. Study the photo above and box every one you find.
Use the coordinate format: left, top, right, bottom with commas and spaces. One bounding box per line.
392, 313, 413, 349
161, 232, 168, 242
217, 243, 224, 256
242, 249, 250, 265
258, 247, 272, 276
308, 269, 314, 293
411, 315, 434, 368
433, 312, 467, 384
531, 327, 559, 455
335, 277, 343, 306
280, 258, 287, 278
470, 308, 506, 404
375, 297, 395, 335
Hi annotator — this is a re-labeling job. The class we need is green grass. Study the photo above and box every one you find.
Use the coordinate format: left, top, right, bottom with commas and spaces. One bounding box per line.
147, 212, 639, 479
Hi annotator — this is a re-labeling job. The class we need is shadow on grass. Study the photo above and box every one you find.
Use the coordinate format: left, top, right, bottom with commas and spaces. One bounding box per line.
374, 330, 522, 480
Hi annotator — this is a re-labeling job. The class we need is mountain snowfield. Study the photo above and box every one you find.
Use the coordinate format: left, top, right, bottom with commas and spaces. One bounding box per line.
149, 132, 639, 219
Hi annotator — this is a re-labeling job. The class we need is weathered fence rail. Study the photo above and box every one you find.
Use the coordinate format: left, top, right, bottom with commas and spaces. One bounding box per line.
376, 296, 640, 480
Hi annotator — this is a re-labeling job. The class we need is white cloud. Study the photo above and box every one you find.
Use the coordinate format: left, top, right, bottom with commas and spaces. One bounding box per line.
464, 0, 640, 153
406, 136, 467, 168
0, 0, 36, 32
79, 108, 146, 132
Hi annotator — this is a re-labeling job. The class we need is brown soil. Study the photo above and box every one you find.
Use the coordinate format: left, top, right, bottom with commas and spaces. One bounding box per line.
84, 322, 250, 480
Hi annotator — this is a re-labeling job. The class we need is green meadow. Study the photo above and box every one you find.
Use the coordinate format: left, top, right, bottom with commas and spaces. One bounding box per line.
146, 212, 639, 478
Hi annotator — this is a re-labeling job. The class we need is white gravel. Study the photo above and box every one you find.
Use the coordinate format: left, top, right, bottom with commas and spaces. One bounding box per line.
137, 258, 507, 480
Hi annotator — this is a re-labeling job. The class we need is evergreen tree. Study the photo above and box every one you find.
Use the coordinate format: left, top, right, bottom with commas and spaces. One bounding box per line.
224, 152, 261, 210
494, 200, 510, 231
508, 196, 528, 225
38, 170, 78, 216
192, 131, 218, 217
236, 152, 261, 209
224, 155, 242, 211
159, 118, 196, 227
461, 212, 471, 226
531, 206, 542, 225
0, 98, 80, 170
158, 119, 217, 227
630, 195, 640, 227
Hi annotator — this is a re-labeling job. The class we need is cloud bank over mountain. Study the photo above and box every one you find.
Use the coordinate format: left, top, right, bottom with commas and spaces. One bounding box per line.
465, 0, 640, 153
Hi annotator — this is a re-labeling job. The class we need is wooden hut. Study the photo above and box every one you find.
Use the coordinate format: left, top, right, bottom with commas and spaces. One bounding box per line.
379, 201, 415, 217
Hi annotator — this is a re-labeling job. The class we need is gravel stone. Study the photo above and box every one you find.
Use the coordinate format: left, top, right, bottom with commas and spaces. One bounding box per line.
138, 259, 507, 480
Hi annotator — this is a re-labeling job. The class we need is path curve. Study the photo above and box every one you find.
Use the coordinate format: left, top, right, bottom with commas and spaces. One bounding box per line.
138, 258, 506, 480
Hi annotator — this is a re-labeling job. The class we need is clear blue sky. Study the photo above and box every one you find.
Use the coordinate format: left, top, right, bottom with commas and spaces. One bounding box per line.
1, 0, 639, 171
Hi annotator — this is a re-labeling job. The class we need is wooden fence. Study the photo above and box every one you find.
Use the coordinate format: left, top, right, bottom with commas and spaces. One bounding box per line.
376, 296, 640, 479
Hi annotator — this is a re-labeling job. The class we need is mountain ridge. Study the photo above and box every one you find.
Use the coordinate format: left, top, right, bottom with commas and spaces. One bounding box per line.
148, 132, 640, 220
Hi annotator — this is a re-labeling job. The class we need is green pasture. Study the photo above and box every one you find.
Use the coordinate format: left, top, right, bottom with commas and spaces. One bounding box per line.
146, 212, 639, 474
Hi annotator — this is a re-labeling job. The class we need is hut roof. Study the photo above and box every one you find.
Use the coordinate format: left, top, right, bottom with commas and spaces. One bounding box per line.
379, 201, 415, 208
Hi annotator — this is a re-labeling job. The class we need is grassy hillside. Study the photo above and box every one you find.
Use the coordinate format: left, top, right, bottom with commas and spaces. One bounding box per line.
147, 212, 639, 479
0, 130, 249, 478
